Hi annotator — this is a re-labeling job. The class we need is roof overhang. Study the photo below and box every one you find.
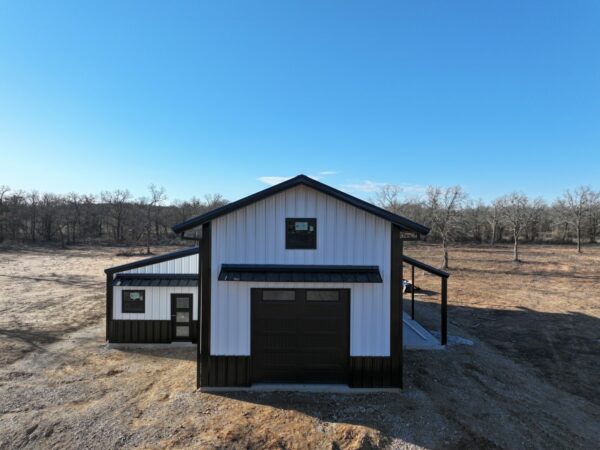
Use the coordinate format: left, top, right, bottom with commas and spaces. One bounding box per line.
218, 264, 383, 283
172, 175, 430, 236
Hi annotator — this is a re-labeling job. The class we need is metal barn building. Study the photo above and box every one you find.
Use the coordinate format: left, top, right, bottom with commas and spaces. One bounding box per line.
105, 175, 449, 389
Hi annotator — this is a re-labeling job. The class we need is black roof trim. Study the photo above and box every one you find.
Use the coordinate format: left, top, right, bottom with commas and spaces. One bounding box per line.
113, 274, 198, 287
218, 264, 383, 283
402, 255, 450, 278
115, 274, 198, 280
105, 246, 199, 274
172, 174, 430, 235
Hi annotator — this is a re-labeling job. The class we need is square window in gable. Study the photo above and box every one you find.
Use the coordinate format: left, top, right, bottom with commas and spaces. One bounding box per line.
286, 218, 317, 249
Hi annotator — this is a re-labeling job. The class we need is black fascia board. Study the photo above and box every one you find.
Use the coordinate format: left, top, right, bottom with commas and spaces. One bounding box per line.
220, 264, 380, 273
171, 175, 430, 235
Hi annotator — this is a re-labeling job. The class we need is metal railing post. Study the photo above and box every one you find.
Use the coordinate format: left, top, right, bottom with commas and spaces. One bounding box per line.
441, 277, 447, 346
411, 265, 415, 320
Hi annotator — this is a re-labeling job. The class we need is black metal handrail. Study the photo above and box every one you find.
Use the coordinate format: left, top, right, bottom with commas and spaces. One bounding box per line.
402, 255, 449, 346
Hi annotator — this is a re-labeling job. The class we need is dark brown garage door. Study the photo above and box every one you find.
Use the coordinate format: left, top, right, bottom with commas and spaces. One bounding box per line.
251, 288, 350, 384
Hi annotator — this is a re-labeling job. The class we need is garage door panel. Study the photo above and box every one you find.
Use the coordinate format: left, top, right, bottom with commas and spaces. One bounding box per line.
251, 288, 349, 384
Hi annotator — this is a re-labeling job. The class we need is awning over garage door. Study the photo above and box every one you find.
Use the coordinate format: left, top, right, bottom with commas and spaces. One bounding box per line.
218, 264, 383, 283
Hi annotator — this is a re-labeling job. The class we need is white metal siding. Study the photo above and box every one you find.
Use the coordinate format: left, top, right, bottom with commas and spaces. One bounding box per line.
122, 254, 198, 274
211, 185, 391, 356
113, 286, 198, 321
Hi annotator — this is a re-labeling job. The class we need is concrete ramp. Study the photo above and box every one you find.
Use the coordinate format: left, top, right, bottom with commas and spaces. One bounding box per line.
403, 312, 443, 350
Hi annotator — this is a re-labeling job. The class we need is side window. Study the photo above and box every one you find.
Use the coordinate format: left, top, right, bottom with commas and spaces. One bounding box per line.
122, 290, 145, 313
286, 218, 317, 249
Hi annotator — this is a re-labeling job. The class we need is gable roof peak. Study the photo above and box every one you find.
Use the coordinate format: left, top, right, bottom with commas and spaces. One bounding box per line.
172, 174, 430, 235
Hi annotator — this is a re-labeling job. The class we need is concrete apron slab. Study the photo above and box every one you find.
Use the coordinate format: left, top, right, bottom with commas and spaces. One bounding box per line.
106, 342, 195, 349
199, 384, 401, 393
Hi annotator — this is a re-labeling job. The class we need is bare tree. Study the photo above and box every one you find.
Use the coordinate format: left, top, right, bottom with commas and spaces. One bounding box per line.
374, 185, 403, 214
497, 193, 544, 262
587, 190, 600, 243
203, 193, 227, 209
0, 185, 10, 242
141, 184, 167, 254
486, 200, 501, 245
464, 200, 486, 243
556, 186, 594, 253
101, 189, 131, 242
425, 186, 467, 269
6, 190, 26, 241
26, 191, 40, 242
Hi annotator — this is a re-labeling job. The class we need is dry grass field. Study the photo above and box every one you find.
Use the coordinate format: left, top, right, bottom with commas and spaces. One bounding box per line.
0, 243, 599, 449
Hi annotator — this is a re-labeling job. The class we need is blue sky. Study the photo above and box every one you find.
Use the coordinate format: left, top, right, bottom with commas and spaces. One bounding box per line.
0, 1, 598, 203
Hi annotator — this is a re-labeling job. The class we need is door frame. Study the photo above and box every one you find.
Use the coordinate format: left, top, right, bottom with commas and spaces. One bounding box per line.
170, 293, 194, 342
250, 287, 351, 384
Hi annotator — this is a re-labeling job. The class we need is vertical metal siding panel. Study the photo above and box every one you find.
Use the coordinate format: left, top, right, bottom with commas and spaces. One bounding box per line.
162, 287, 168, 320
256, 199, 266, 264
146, 287, 153, 320
315, 191, 327, 264
211, 217, 220, 354
114, 287, 121, 319
326, 195, 336, 263
275, 191, 285, 264
193, 290, 198, 321
210, 185, 391, 357
246, 203, 256, 264
346, 206, 356, 264
153, 287, 160, 320
366, 215, 379, 353
210, 218, 218, 353
212, 216, 224, 355
284, 190, 293, 264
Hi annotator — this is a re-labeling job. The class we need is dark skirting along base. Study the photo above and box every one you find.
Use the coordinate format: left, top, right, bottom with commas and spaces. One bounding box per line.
198, 355, 252, 387
197, 356, 397, 388
108, 320, 198, 344
349, 357, 397, 388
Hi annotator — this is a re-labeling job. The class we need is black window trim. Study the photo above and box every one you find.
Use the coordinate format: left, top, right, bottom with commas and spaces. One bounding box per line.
122, 289, 146, 314
285, 217, 317, 250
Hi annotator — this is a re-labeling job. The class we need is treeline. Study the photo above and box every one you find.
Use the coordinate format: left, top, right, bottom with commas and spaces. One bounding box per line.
0, 185, 227, 252
375, 185, 600, 267
0, 184, 598, 264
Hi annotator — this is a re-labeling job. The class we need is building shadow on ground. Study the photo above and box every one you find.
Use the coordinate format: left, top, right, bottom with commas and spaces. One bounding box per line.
208, 301, 600, 448
114, 345, 196, 362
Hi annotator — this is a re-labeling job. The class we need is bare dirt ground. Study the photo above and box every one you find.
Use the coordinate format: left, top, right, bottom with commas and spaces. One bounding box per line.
0, 243, 599, 449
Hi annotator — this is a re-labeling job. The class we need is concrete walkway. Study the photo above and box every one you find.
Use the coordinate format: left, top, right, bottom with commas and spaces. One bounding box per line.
403, 312, 443, 350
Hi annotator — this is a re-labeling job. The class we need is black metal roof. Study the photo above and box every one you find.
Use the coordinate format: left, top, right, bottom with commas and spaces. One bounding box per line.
112, 273, 198, 287
105, 246, 199, 274
172, 174, 430, 235
218, 264, 383, 283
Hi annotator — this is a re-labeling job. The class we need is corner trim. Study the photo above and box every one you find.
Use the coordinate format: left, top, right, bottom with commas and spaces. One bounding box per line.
390, 225, 403, 388
106, 273, 113, 341
198, 222, 212, 388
